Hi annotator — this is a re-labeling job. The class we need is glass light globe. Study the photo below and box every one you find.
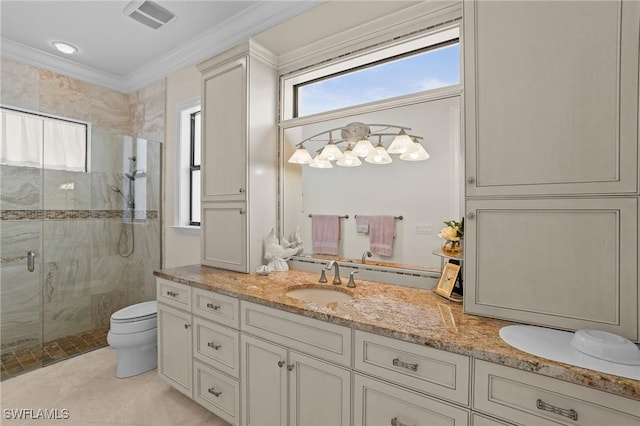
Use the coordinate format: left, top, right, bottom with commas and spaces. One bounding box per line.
309, 154, 333, 168
336, 146, 362, 167
353, 138, 375, 157
399, 141, 430, 161
387, 130, 413, 154
365, 143, 393, 164
288, 147, 313, 164
319, 141, 343, 161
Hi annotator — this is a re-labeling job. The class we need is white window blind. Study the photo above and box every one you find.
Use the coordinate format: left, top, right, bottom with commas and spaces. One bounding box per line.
0, 108, 87, 172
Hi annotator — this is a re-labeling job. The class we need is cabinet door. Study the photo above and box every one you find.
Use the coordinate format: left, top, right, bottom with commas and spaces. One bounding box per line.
464, 0, 639, 196
201, 202, 247, 272
241, 334, 287, 426
464, 198, 638, 340
288, 351, 351, 426
202, 57, 247, 201
354, 374, 469, 426
157, 303, 192, 397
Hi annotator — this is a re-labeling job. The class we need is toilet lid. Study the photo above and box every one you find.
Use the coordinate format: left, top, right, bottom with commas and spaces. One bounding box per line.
111, 301, 157, 322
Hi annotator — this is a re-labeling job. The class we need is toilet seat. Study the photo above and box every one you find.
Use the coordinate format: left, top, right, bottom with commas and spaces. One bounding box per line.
110, 301, 157, 334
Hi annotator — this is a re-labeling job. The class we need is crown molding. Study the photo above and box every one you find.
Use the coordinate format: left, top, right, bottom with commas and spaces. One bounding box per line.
1, 1, 322, 94
1, 38, 129, 92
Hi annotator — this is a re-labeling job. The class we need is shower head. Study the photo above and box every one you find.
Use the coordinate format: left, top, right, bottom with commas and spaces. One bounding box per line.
111, 185, 122, 193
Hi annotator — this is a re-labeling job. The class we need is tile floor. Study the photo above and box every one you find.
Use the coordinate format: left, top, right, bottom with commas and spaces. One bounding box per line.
0, 347, 230, 426
1, 327, 111, 380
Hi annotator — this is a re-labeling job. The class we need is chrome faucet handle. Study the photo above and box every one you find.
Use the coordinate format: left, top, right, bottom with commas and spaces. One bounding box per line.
347, 270, 358, 288
362, 250, 372, 264
319, 268, 328, 283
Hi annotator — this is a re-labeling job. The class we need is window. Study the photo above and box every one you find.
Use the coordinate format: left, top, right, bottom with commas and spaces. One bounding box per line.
282, 26, 461, 120
175, 100, 201, 232
189, 111, 201, 226
0, 107, 88, 172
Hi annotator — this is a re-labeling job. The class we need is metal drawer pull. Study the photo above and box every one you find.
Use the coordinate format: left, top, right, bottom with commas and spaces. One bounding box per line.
208, 387, 222, 397
287, 364, 295, 371
166, 291, 178, 297
206, 302, 221, 310
207, 342, 221, 350
536, 399, 578, 421
392, 358, 418, 372
184, 323, 191, 329
277, 361, 285, 368
390, 417, 413, 426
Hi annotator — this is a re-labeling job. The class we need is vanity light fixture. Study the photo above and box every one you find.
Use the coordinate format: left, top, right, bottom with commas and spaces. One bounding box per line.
288, 121, 429, 169
52, 41, 78, 55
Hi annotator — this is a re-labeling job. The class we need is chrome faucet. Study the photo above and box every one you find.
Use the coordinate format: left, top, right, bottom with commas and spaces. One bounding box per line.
325, 260, 342, 285
361, 250, 372, 264
347, 270, 358, 288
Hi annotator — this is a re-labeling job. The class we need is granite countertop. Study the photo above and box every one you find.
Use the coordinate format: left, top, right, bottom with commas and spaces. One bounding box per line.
154, 264, 639, 401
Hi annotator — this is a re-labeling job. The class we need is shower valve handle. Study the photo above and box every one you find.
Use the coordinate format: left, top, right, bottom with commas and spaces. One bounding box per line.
26, 251, 35, 272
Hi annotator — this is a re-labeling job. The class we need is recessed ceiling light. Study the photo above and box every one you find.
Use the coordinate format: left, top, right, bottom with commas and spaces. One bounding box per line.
52, 41, 78, 55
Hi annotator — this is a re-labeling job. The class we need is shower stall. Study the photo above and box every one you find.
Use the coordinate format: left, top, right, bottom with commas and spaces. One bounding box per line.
0, 111, 162, 380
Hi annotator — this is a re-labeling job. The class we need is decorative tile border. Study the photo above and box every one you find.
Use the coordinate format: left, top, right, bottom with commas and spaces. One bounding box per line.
0, 210, 159, 221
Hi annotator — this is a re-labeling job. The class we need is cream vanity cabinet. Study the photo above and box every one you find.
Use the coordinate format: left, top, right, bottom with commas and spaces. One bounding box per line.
353, 330, 470, 426
463, 0, 640, 341
197, 41, 278, 273
464, 0, 639, 197
157, 279, 193, 397
240, 301, 351, 426
473, 360, 640, 426
157, 279, 242, 425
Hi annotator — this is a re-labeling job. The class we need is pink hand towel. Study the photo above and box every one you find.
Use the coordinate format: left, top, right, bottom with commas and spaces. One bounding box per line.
355, 215, 370, 233
369, 215, 395, 256
311, 215, 340, 255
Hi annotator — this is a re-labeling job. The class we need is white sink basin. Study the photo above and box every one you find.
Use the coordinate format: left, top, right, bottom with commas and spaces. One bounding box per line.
285, 286, 353, 304
499, 325, 640, 380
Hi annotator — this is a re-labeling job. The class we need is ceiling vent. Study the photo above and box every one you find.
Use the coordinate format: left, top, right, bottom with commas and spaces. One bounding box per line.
124, 1, 175, 30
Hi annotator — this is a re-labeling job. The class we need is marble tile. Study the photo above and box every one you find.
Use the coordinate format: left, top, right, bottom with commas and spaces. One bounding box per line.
0, 165, 42, 210
0, 264, 42, 352
43, 295, 92, 342
43, 170, 91, 210
0, 59, 40, 111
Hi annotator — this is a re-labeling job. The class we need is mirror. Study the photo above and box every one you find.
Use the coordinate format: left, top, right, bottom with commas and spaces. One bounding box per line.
281, 95, 462, 273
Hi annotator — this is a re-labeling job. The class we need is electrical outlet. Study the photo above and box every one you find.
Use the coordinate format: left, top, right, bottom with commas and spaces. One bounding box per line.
415, 224, 432, 235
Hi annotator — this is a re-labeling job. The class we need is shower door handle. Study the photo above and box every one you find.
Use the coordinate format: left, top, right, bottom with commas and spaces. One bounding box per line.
26, 251, 35, 272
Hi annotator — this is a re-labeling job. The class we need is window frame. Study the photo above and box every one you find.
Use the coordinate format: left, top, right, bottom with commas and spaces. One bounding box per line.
281, 25, 460, 121
0, 105, 91, 172
189, 110, 201, 226
292, 38, 460, 118
173, 99, 201, 234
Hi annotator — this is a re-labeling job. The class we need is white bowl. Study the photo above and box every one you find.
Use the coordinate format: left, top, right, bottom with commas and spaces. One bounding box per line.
570, 329, 640, 365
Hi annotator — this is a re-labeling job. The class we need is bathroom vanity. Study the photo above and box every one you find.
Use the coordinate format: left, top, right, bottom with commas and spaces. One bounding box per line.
154, 265, 639, 426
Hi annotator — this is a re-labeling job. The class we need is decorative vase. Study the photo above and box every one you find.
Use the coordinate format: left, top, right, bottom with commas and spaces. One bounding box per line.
442, 239, 462, 256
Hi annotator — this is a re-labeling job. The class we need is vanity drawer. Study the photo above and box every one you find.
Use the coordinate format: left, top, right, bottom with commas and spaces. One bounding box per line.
193, 360, 239, 426
472, 413, 515, 426
156, 278, 191, 310
240, 301, 351, 367
354, 373, 469, 426
193, 316, 239, 379
192, 287, 239, 328
354, 330, 470, 405
473, 359, 640, 425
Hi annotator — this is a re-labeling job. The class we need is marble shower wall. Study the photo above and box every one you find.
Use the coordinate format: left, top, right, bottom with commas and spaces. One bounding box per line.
0, 58, 165, 351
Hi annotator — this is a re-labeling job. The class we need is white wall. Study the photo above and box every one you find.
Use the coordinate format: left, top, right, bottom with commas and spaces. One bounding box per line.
283, 96, 461, 269
163, 66, 201, 268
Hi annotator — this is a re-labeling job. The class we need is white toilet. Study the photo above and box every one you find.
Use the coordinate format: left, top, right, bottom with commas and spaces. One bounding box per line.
107, 300, 158, 378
